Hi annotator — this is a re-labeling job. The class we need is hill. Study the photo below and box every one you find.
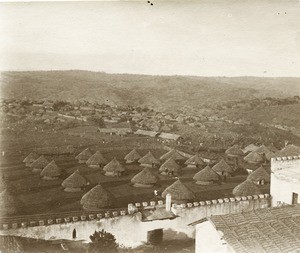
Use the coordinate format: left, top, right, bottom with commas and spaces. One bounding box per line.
1, 71, 300, 112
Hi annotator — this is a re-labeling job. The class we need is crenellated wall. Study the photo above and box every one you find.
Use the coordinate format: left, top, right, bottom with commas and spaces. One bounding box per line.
270, 156, 300, 206
0, 194, 271, 248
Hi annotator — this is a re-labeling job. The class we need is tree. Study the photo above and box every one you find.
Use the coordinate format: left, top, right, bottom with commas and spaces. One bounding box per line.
88, 229, 119, 253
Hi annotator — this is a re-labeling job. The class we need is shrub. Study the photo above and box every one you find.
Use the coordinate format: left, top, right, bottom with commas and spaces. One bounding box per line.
88, 229, 119, 253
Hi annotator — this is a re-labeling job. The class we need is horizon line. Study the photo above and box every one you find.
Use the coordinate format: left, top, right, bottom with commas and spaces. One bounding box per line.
1, 69, 300, 78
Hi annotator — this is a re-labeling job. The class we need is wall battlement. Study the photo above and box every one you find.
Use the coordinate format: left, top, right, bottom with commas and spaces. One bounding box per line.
0, 194, 271, 231
271, 155, 300, 172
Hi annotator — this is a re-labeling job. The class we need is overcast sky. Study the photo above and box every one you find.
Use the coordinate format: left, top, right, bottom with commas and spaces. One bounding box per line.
1, 0, 300, 76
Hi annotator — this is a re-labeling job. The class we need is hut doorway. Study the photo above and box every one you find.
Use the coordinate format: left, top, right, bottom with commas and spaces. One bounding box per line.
72, 228, 77, 239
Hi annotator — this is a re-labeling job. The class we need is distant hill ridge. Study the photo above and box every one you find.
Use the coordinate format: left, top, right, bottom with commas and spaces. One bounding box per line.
1, 70, 300, 111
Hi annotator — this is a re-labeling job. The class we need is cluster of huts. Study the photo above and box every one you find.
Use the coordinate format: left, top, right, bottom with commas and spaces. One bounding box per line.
16, 143, 300, 213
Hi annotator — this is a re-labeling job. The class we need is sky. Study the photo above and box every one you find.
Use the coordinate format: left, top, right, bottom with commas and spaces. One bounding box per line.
0, 0, 300, 76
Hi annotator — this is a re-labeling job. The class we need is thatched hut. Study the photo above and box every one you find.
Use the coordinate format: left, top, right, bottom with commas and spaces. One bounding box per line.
193, 165, 220, 185
0, 190, 24, 216
267, 143, 278, 153
62, 170, 89, 192
30, 155, 49, 173
124, 149, 142, 164
160, 149, 186, 162
225, 145, 244, 157
40, 160, 62, 180
80, 184, 114, 210
86, 151, 108, 168
243, 144, 259, 154
138, 151, 160, 168
75, 148, 92, 163
265, 151, 275, 162
247, 166, 270, 185
161, 179, 195, 204
184, 154, 205, 169
159, 158, 181, 176
131, 167, 158, 188
23, 152, 39, 167
232, 179, 262, 197
276, 144, 300, 157
103, 158, 125, 177
225, 145, 244, 170
212, 159, 234, 177
255, 145, 271, 155
243, 151, 264, 164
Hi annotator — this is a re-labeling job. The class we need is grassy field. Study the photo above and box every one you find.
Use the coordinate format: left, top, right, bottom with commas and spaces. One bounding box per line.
0, 126, 269, 217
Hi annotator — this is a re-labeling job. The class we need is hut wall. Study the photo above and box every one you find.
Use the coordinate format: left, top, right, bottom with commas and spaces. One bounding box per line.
0, 195, 271, 248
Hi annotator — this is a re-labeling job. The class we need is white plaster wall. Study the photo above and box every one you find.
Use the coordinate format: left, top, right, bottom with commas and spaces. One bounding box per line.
0, 198, 271, 248
271, 173, 300, 206
271, 158, 300, 172
195, 221, 226, 253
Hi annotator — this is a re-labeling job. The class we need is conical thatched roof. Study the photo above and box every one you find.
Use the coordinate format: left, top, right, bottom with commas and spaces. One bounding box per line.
243, 144, 259, 154
62, 170, 88, 188
80, 184, 114, 210
225, 145, 244, 157
75, 148, 92, 161
138, 151, 160, 165
267, 143, 278, 153
161, 180, 195, 200
103, 158, 125, 173
23, 152, 39, 164
244, 151, 264, 164
276, 144, 300, 157
265, 151, 275, 161
193, 165, 219, 182
232, 180, 262, 197
255, 145, 271, 155
131, 167, 158, 185
160, 149, 186, 161
0, 190, 23, 216
125, 149, 142, 162
184, 154, 205, 166
212, 159, 234, 174
40, 160, 62, 177
247, 166, 270, 183
159, 158, 181, 173
86, 151, 108, 166
30, 155, 49, 170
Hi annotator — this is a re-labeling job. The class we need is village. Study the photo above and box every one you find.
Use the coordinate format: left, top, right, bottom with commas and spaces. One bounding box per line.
0, 95, 300, 252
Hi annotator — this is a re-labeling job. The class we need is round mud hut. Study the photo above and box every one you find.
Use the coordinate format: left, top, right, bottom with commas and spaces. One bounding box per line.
225, 145, 244, 158
40, 160, 62, 180
159, 158, 181, 176
243, 151, 265, 164
62, 170, 89, 192
30, 155, 49, 173
160, 149, 186, 162
247, 166, 270, 185
124, 149, 142, 164
103, 158, 125, 177
86, 151, 108, 168
80, 184, 114, 210
276, 144, 300, 157
212, 159, 234, 177
161, 179, 195, 204
232, 179, 262, 197
184, 154, 205, 169
23, 152, 39, 167
138, 151, 160, 168
75, 148, 93, 164
193, 165, 220, 185
131, 167, 158, 188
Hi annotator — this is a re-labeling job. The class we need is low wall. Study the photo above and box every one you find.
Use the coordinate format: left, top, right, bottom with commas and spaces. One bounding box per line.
0, 194, 271, 248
